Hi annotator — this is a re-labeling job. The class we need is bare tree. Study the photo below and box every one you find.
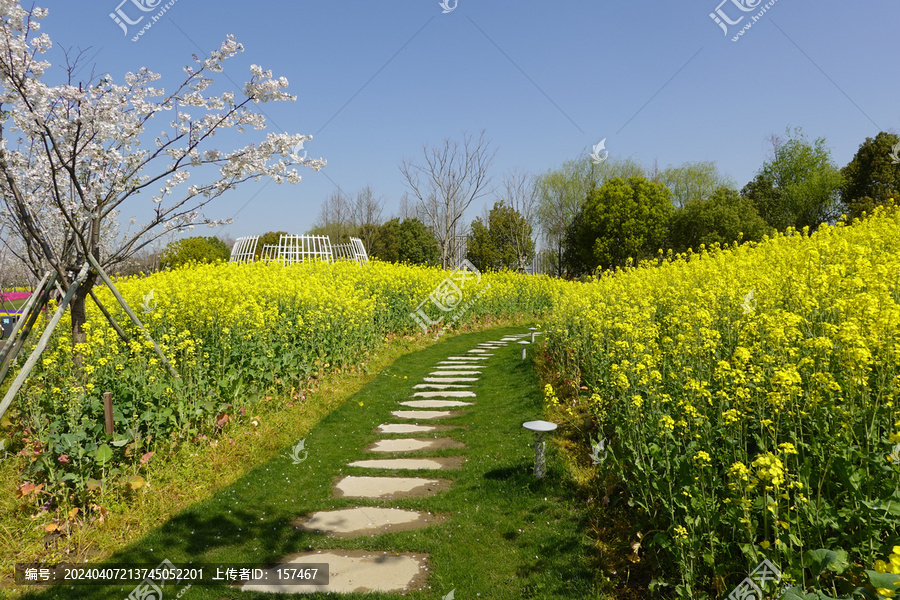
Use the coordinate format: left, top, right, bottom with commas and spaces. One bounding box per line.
400, 131, 495, 269
397, 192, 417, 221
0, 225, 36, 289
311, 189, 353, 241
350, 185, 384, 250
495, 169, 538, 271
311, 185, 384, 249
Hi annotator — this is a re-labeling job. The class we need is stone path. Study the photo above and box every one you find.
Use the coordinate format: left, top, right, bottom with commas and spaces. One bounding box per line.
244, 334, 517, 594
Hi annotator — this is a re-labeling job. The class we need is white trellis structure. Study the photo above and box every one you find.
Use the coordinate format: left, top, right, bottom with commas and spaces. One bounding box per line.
229, 236, 259, 263
274, 234, 334, 265
332, 237, 369, 264
230, 234, 370, 265
259, 244, 279, 262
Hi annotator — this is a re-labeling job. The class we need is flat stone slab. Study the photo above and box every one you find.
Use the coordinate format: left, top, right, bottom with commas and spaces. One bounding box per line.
436, 360, 484, 364
423, 377, 479, 383
293, 507, 447, 537
391, 410, 461, 420
413, 384, 472, 390
334, 475, 452, 499
445, 356, 489, 360
399, 400, 474, 408
434, 364, 483, 369
241, 550, 428, 594
364, 437, 466, 452
412, 391, 476, 398
428, 371, 482, 376
376, 423, 454, 434
347, 457, 465, 470
467, 349, 493, 354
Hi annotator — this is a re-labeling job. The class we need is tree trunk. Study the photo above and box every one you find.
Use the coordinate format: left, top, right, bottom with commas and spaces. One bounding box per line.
70, 273, 96, 369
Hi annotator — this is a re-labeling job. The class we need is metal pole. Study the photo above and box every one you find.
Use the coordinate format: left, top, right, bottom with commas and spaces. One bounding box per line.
534, 432, 546, 478
86, 254, 181, 381
0, 264, 89, 422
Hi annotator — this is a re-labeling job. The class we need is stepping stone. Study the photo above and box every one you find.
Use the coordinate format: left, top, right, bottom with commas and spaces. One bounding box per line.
412, 391, 476, 398
445, 356, 489, 360
376, 423, 453, 434
423, 377, 478, 383
437, 359, 484, 363
241, 550, 428, 594
399, 399, 474, 408
467, 349, 493, 354
334, 475, 452, 499
413, 384, 472, 390
391, 410, 461, 420
365, 437, 466, 452
347, 457, 465, 470
428, 371, 482, 376
434, 364, 483, 369
293, 507, 448, 537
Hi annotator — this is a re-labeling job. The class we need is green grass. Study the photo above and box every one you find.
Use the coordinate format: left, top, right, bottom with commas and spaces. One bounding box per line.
0, 298, 27, 312
14, 327, 603, 600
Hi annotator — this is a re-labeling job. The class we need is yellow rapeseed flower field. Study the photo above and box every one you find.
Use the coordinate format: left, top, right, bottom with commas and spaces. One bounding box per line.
543, 207, 900, 594
13, 259, 564, 505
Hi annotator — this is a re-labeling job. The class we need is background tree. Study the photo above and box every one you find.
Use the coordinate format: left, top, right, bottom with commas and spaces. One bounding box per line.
840, 131, 900, 221
253, 230, 288, 259
0, 5, 320, 350
495, 169, 538, 271
563, 176, 672, 276
655, 160, 735, 209
466, 201, 535, 272
740, 127, 843, 232
159, 236, 230, 269
0, 225, 34, 287
535, 155, 644, 276
399, 130, 494, 269
465, 217, 493, 272
310, 190, 354, 242
369, 217, 440, 265
309, 185, 383, 250
668, 187, 772, 253
349, 185, 384, 251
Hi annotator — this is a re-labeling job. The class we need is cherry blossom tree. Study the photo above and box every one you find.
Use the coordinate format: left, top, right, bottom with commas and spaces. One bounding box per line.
0, 1, 322, 347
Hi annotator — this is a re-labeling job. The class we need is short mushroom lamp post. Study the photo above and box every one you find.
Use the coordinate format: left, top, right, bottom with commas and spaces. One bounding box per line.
523, 420, 557, 478
519, 340, 529, 360
529, 327, 538, 343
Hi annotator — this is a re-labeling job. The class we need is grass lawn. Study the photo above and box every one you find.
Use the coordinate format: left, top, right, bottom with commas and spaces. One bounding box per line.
12, 326, 603, 600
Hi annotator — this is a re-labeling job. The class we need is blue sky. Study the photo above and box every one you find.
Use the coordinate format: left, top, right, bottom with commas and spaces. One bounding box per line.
31, 0, 900, 242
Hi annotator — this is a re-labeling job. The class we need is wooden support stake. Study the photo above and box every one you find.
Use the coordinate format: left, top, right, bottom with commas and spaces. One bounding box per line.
0, 272, 57, 389
103, 391, 114, 435
0, 271, 53, 365
90, 289, 130, 344
0, 263, 89, 422
86, 254, 181, 381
